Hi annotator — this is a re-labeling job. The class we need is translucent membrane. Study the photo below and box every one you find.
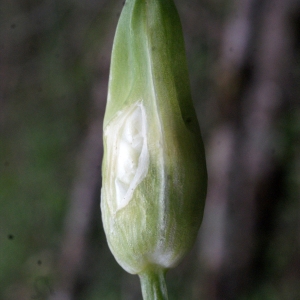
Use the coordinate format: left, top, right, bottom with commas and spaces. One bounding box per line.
104, 101, 149, 211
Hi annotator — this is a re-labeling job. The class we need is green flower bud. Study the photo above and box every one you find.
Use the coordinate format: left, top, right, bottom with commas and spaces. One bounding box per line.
101, 0, 207, 285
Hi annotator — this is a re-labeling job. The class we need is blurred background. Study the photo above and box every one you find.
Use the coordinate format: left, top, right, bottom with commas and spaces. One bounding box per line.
1, 0, 300, 299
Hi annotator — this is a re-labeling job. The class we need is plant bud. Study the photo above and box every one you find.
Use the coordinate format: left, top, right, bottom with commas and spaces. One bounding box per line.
101, 0, 207, 275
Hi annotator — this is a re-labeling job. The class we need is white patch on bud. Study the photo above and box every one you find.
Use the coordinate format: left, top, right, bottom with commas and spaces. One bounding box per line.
104, 102, 149, 211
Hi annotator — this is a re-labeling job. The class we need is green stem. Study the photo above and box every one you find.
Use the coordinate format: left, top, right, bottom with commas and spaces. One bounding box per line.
139, 267, 168, 300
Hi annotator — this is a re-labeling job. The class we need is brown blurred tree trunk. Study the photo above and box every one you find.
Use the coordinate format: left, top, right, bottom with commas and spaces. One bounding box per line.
199, 0, 296, 299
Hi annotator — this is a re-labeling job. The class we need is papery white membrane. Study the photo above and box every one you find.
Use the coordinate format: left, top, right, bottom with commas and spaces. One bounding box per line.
104, 102, 149, 212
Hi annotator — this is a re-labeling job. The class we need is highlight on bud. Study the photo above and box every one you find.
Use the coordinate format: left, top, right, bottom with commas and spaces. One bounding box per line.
104, 101, 149, 212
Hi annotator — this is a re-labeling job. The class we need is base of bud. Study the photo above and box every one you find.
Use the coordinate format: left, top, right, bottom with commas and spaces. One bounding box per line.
139, 267, 169, 300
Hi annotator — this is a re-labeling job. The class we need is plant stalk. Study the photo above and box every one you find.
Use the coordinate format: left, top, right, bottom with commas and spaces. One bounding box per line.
139, 268, 169, 300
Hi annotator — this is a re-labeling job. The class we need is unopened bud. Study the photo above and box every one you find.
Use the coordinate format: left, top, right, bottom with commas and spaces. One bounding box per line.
101, 0, 207, 281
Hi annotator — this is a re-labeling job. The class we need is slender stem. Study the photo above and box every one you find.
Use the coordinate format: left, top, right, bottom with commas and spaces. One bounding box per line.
139, 267, 169, 300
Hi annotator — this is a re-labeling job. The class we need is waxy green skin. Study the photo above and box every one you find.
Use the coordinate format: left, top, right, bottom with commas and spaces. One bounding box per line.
101, 0, 207, 275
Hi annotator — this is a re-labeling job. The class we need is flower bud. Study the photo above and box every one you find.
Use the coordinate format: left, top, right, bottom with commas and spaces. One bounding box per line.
101, 0, 207, 276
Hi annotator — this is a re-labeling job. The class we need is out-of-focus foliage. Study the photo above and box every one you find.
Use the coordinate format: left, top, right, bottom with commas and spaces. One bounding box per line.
0, 0, 121, 298
1, 0, 300, 299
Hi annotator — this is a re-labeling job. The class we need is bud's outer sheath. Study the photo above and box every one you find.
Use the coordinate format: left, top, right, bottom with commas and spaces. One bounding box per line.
101, 0, 207, 275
